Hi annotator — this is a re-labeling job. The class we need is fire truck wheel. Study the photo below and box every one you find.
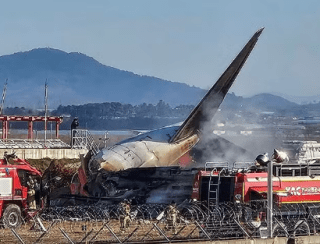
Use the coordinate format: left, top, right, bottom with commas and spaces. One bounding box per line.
2, 204, 22, 229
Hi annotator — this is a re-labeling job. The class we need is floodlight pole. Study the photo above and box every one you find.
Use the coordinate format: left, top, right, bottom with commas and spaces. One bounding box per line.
267, 160, 273, 238
44, 82, 48, 147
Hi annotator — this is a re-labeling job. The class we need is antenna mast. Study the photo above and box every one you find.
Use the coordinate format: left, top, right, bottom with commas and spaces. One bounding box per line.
0, 79, 8, 115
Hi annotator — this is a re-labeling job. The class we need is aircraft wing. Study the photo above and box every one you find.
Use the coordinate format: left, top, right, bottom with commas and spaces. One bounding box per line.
170, 28, 264, 143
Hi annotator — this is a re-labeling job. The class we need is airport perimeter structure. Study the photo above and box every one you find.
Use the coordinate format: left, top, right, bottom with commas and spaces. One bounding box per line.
0, 128, 94, 159
0, 115, 63, 140
2, 202, 320, 244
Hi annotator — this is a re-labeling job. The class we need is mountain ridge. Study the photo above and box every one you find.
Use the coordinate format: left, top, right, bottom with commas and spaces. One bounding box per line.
0, 48, 206, 108
0, 47, 313, 112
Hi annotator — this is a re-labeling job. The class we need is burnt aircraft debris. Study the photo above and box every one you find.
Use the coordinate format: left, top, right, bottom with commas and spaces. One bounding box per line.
88, 28, 264, 172
67, 28, 265, 204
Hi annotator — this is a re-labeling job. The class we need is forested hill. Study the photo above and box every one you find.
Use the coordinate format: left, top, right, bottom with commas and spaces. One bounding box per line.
51, 93, 302, 130
0, 48, 205, 108
53, 101, 194, 130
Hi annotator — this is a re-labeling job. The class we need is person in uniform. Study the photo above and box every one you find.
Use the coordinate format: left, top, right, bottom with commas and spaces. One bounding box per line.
27, 176, 37, 210
165, 201, 179, 234
119, 200, 131, 231
70, 117, 79, 146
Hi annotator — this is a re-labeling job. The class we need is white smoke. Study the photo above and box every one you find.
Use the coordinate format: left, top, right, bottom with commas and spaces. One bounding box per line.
192, 99, 283, 166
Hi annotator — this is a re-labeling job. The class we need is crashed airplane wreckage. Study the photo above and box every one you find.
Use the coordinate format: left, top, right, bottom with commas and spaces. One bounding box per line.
68, 28, 264, 204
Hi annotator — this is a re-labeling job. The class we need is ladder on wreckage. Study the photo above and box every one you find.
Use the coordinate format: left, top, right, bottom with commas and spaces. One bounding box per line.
206, 162, 228, 209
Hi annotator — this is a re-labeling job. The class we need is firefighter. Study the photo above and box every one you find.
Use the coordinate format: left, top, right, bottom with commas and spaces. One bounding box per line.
119, 200, 131, 231
165, 201, 179, 234
27, 176, 37, 210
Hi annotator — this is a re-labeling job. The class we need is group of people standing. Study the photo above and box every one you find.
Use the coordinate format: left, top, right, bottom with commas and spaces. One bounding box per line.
119, 200, 179, 234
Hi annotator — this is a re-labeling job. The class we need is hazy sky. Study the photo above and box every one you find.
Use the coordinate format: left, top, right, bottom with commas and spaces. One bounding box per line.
0, 0, 320, 97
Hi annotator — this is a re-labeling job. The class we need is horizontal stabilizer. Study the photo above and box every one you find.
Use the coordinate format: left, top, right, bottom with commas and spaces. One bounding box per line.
170, 28, 264, 143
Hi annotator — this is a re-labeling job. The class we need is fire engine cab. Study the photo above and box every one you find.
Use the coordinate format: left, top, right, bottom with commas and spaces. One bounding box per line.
0, 152, 42, 228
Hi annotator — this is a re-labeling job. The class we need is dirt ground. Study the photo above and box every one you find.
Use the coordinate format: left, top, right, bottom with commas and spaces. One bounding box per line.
1, 219, 199, 243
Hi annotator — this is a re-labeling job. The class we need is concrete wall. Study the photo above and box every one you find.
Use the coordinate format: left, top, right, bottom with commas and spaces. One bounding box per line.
295, 236, 320, 244
186, 238, 286, 244
0, 148, 88, 159
179, 236, 320, 244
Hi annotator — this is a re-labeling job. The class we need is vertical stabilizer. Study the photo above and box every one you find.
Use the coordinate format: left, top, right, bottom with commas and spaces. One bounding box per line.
170, 28, 264, 143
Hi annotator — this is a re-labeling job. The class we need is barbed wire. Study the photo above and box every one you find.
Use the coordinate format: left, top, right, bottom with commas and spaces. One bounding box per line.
2, 201, 319, 243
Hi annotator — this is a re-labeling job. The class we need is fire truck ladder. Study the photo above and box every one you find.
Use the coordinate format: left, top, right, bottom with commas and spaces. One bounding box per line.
206, 162, 228, 208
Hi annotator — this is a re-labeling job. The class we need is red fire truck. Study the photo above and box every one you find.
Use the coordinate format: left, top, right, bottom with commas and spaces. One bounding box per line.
191, 159, 320, 206
190, 152, 320, 237
0, 152, 42, 228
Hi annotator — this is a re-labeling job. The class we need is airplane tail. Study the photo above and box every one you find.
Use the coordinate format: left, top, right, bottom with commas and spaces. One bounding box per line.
170, 28, 264, 143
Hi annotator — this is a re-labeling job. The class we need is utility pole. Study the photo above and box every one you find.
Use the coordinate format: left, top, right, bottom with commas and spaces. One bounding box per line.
267, 159, 273, 238
0, 79, 8, 115
44, 81, 48, 147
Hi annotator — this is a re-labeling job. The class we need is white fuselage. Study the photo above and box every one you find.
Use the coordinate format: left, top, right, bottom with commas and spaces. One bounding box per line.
89, 126, 199, 172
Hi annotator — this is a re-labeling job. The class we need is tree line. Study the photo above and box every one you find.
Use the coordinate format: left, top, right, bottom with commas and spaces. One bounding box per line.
3, 101, 194, 130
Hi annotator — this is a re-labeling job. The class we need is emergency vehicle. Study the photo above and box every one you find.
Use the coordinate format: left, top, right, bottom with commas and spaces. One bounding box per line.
0, 152, 42, 228
191, 155, 320, 206
190, 151, 320, 237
